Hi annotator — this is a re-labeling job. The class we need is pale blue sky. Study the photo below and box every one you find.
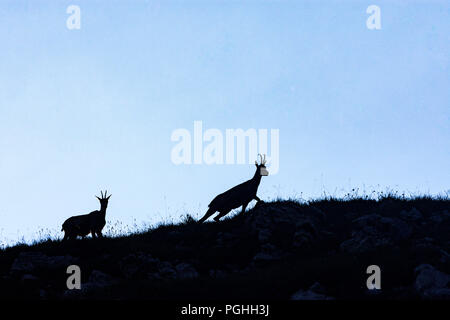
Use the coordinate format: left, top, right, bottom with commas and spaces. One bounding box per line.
0, 1, 449, 245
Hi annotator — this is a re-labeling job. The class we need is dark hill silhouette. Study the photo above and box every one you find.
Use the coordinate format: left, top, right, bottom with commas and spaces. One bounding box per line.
0, 195, 449, 300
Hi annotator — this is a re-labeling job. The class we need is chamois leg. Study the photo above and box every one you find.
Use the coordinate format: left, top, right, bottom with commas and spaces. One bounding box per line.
254, 196, 264, 209
213, 208, 232, 222
96, 231, 103, 238
241, 202, 249, 215
198, 208, 216, 223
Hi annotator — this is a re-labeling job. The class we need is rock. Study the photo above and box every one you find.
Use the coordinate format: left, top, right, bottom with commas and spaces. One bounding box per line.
364, 288, 383, 296
253, 251, 281, 263
63, 289, 79, 298
216, 232, 239, 247
291, 290, 332, 300
120, 254, 198, 281
63, 270, 117, 298
88, 270, 115, 287
158, 261, 177, 279
309, 282, 328, 295
246, 202, 324, 249
39, 289, 47, 299
175, 263, 199, 280
227, 264, 241, 273
252, 243, 283, 265
119, 252, 160, 279
209, 269, 227, 279
440, 249, 450, 265
291, 282, 334, 300
147, 272, 163, 280
293, 230, 314, 248
257, 228, 272, 243
340, 214, 412, 254
414, 237, 435, 248
400, 208, 423, 222
10, 252, 78, 274
430, 210, 450, 224
78, 270, 117, 295
414, 264, 450, 299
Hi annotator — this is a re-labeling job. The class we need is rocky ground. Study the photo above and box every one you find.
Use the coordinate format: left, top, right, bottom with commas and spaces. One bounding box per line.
0, 196, 449, 300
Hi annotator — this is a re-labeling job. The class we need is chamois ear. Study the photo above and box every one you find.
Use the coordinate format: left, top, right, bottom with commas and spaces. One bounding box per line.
107, 195, 112, 200
96, 196, 101, 200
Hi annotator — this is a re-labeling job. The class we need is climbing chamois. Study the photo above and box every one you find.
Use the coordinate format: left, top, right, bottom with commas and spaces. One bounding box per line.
62, 191, 111, 240
199, 154, 269, 223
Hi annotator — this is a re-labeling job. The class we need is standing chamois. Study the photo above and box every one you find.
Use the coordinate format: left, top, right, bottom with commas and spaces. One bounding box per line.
61, 191, 111, 240
199, 154, 269, 223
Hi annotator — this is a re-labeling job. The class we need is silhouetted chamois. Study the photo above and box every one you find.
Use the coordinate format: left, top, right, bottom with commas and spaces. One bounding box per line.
62, 191, 111, 240
199, 154, 269, 223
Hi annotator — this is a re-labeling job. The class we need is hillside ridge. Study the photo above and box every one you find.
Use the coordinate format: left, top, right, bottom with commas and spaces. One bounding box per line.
0, 196, 449, 300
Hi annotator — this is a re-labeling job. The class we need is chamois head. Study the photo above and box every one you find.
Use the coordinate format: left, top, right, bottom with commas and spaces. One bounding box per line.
96, 190, 111, 209
255, 154, 269, 176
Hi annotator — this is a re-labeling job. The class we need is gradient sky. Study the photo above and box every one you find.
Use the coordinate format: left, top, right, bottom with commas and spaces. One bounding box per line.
0, 0, 449, 246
